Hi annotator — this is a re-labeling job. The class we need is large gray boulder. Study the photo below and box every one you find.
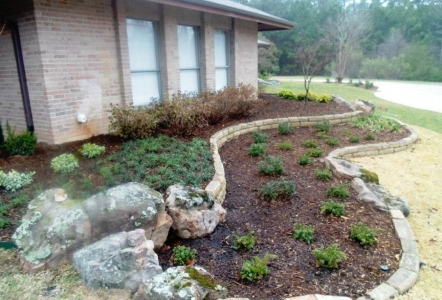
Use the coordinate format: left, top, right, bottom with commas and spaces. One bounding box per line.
133, 266, 228, 300
165, 185, 227, 239
367, 183, 411, 217
12, 183, 171, 273
72, 229, 162, 293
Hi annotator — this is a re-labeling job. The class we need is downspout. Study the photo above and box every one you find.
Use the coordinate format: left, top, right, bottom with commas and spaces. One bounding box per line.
1, 16, 34, 133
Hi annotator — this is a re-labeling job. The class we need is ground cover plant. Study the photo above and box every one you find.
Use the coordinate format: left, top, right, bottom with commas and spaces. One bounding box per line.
258, 156, 284, 175
312, 244, 347, 268
172, 245, 197, 266
260, 178, 296, 200
327, 184, 350, 198
350, 222, 382, 246
293, 223, 314, 245
240, 252, 277, 281
277, 140, 293, 150
321, 200, 346, 217
248, 143, 266, 157
0, 94, 408, 299
232, 231, 256, 251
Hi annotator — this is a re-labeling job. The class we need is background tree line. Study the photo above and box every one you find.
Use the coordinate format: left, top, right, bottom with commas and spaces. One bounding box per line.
238, 0, 442, 82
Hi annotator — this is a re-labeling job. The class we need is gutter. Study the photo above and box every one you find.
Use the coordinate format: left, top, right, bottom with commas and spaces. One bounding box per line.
1, 16, 34, 133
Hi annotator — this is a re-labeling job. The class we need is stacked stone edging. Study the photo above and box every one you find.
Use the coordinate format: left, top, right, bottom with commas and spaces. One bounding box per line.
206, 111, 420, 300
205, 110, 363, 203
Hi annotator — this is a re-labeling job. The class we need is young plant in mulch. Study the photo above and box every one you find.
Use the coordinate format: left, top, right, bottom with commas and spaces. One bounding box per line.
349, 136, 360, 143
326, 184, 350, 198
278, 122, 294, 135
325, 137, 339, 146
303, 139, 318, 148
79, 143, 106, 158
252, 130, 269, 144
258, 156, 284, 175
298, 155, 311, 165
293, 223, 314, 245
315, 167, 332, 181
241, 252, 277, 282
232, 231, 256, 251
260, 178, 296, 200
306, 147, 323, 158
364, 133, 376, 140
317, 131, 329, 139
248, 143, 267, 157
172, 245, 197, 266
277, 141, 293, 151
312, 244, 346, 268
350, 222, 383, 246
315, 120, 330, 133
51, 153, 79, 173
320, 200, 346, 217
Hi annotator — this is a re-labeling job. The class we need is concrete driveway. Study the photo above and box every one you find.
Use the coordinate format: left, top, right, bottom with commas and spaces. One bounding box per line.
374, 81, 442, 113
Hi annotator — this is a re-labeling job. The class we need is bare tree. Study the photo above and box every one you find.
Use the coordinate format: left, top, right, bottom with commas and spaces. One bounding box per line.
326, 10, 371, 83
297, 39, 333, 106
378, 30, 407, 59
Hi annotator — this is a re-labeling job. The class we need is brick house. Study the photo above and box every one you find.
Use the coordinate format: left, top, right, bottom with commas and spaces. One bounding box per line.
0, 0, 293, 144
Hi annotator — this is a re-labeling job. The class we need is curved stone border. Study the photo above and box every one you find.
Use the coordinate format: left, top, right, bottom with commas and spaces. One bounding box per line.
205, 111, 363, 203
205, 110, 420, 300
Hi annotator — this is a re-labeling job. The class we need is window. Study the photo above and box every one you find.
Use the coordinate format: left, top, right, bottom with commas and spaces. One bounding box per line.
126, 19, 161, 106
178, 25, 200, 94
215, 30, 230, 91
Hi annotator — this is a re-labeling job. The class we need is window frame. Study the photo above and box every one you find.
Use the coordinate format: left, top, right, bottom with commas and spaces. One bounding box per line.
214, 29, 231, 91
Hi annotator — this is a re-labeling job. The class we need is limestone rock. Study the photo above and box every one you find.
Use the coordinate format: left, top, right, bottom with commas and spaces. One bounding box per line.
147, 211, 173, 249
72, 229, 162, 293
12, 183, 170, 273
133, 266, 228, 300
351, 178, 388, 211
367, 183, 411, 217
165, 185, 227, 239
352, 99, 375, 115
326, 157, 362, 180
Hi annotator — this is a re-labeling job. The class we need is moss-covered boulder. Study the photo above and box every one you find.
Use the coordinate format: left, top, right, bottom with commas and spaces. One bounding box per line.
12, 182, 170, 273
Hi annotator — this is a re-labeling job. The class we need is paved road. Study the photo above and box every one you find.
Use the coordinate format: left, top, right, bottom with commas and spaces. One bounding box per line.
374, 81, 442, 113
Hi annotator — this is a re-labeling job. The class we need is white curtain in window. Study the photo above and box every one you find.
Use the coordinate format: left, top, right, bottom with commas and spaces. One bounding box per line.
178, 25, 200, 94
216, 69, 228, 91
215, 30, 229, 91
127, 19, 160, 105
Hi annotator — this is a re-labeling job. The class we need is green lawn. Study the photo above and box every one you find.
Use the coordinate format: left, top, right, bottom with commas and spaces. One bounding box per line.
264, 80, 442, 134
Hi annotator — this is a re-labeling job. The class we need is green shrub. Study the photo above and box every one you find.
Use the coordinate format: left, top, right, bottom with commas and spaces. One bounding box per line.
327, 184, 350, 198
317, 94, 333, 103
248, 143, 267, 157
364, 133, 376, 140
349, 136, 360, 143
258, 156, 284, 175
278, 90, 296, 100
0, 169, 35, 192
350, 222, 382, 245
260, 178, 296, 200
315, 120, 330, 133
298, 155, 310, 165
172, 245, 197, 266
278, 122, 294, 135
51, 153, 79, 173
303, 139, 318, 148
241, 252, 277, 281
252, 130, 269, 144
232, 231, 256, 251
306, 147, 323, 158
316, 132, 328, 139
321, 200, 346, 216
3, 122, 37, 156
108, 104, 159, 139
79, 143, 105, 158
365, 80, 374, 89
315, 168, 332, 181
352, 114, 402, 133
312, 244, 346, 268
277, 141, 293, 151
293, 223, 314, 245
326, 137, 339, 146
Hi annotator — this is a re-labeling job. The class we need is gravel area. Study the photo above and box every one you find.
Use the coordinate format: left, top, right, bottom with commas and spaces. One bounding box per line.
351, 125, 442, 299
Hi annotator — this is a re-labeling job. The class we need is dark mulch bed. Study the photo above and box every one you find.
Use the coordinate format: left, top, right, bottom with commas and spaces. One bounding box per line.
1, 95, 407, 299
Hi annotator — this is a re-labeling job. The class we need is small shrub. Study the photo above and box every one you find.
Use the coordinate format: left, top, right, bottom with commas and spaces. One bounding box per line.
278, 90, 296, 100
3, 122, 37, 156
79, 143, 105, 158
172, 245, 197, 266
316, 132, 328, 139
108, 104, 159, 139
321, 200, 346, 216
241, 252, 277, 281
350, 222, 382, 245
298, 155, 310, 165
278, 122, 294, 135
326, 184, 350, 198
364, 133, 376, 140
260, 178, 296, 200
365, 80, 374, 89
0, 169, 35, 192
312, 244, 346, 268
277, 141, 293, 151
252, 130, 269, 144
325, 137, 339, 146
326, 78, 330, 83
293, 223, 314, 245
317, 94, 333, 103
303, 139, 318, 148
341, 128, 351, 136
258, 156, 284, 175
248, 143, 267, 157
391, 122, 402, 132
352, 114, 402, 133
315, 168, 332, 181
349, 136, 359, 143
306, 147, 323, 158
51, 153, 79, 173
232, 231, 256, 251
315, 120, 330, 133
